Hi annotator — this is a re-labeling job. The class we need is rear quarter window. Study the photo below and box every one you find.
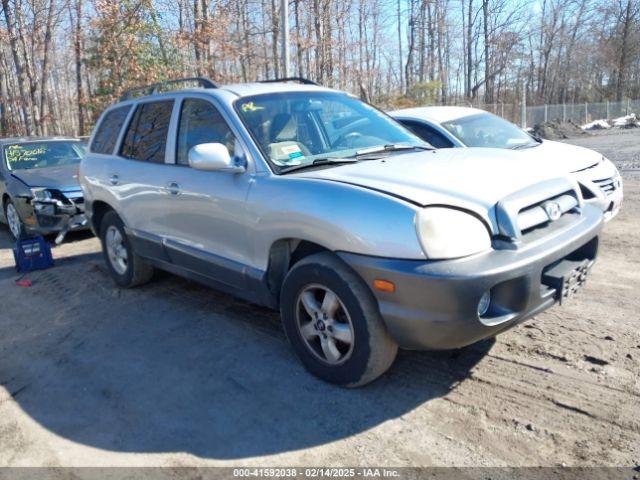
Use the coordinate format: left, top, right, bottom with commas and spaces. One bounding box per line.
90, 106, 131, 154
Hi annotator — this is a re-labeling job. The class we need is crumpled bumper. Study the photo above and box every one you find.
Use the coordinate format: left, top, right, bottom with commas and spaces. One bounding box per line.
15, 195, 87, 235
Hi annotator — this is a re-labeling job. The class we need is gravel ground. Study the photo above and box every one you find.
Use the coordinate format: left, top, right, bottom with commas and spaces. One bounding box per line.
0, 130, 638, 468
560, 127, 640, 172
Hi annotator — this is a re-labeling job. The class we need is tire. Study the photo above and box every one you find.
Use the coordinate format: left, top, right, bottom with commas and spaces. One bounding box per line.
280, 252, 398, 387
4, 198, 24, 239
100, 210, 154, 288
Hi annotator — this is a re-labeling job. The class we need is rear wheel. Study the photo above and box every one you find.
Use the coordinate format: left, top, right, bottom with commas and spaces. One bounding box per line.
100, 211, 154, 287
280, 252, 398, 387
4, 199, 23, 239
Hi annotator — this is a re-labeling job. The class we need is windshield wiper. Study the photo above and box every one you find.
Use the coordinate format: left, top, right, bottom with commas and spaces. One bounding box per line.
280, 157, 358, 174
355, 143, 432, 159
510, 142, 539, 150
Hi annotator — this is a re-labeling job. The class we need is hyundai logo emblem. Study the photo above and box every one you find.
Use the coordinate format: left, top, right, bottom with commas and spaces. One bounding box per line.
543, 201, 562, 221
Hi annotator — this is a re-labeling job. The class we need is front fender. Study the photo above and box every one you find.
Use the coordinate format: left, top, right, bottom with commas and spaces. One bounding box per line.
4, 176, 34, 220
248, 175, 426, 271
6, 174, 33, 199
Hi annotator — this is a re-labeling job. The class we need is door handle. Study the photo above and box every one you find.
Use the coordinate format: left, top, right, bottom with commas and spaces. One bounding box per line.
165, 181, 181, 195
109, 174, 119, 186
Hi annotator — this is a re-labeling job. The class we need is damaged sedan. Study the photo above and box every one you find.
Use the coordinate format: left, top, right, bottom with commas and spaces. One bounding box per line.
0, 137, 87, 240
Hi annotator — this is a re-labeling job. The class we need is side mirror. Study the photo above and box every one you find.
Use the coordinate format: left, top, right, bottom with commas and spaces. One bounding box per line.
188, 143, 245, 173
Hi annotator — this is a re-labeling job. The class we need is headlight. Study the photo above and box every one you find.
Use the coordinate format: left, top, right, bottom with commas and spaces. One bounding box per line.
31, 188, 53, 201
416, 207, 491, 259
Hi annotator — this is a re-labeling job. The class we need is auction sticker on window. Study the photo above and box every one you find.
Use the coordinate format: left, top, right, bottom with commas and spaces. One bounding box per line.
5, 144, 48, 169
281, 144, 304, 162
241, 101, 265, 113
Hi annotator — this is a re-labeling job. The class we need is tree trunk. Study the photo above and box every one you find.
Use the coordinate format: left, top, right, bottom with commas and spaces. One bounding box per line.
482, 0, 491, 104
73, 0, 85, 135
294, 0, 304, 77
616, 0, 634, 102
466, 0, 473, 99
271, 0, 280, 78
397, 0, 403, 94
40, 0, 57, 135
1, 0, 35, 135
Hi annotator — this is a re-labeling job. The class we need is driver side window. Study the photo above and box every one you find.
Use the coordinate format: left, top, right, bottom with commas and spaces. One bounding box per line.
401, 121, 453, 148
176, 99, 236, 166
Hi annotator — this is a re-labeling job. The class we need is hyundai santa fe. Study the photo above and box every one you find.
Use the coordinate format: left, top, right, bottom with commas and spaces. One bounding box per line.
80, 77, 603, 386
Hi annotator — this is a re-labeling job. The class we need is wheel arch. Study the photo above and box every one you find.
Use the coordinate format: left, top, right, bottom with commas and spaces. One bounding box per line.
91, 200, 117, 237
2, 193, 12, 224
265, 238, 333, 304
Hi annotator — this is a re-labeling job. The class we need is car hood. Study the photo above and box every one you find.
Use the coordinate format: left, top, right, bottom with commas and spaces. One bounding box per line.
10, 164, 81, 190
517, 140, 603, 173
295, 148, 573, 220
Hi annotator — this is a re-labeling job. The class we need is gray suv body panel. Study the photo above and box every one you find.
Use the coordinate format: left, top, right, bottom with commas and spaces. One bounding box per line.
81, 83, 603, 349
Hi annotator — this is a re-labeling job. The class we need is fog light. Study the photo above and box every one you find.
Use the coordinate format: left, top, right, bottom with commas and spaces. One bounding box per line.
478, 291, 491, 317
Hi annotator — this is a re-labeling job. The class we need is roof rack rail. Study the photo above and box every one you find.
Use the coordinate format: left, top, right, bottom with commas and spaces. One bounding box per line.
259, 77, 320, 86
120, 77, 219, 100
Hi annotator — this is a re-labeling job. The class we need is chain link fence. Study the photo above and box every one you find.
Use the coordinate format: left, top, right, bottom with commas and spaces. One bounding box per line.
457, 99, 640, 128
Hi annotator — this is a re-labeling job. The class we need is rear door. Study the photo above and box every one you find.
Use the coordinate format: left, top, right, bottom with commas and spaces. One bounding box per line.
158, 95, 254, 289
109, 99, 176, 251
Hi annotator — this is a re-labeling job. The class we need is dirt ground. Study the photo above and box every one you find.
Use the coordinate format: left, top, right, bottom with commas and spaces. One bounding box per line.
0, 130, 638, 468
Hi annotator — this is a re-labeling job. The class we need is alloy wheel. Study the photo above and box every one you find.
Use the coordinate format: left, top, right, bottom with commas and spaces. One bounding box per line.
105, 225, 128, 275
295, 284, 355, 365
6, 203, 21, 238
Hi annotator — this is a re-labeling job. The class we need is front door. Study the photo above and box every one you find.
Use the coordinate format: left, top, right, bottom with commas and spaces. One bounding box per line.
160, 97, 253, 289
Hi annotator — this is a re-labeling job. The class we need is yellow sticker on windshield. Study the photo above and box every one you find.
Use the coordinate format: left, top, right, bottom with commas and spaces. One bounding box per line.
241, 101, 265, 113
5, 144, 47, 165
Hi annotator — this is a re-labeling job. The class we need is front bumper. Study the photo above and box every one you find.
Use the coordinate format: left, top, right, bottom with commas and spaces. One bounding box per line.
575, 162, 623, 222
584, 184, 623, 222
339, 205, 603, 350
15, 196, 87, 235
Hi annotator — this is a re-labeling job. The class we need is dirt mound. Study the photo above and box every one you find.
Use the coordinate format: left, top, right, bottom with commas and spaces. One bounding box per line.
532, 120, 587, 139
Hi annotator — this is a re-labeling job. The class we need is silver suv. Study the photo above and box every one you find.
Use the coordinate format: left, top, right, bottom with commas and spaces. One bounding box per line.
81, 78, 603, 386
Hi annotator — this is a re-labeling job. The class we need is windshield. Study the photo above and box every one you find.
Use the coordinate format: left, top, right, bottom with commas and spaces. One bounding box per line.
235, 91, 425, 172
4, 141, 85, 171
442, 112, 538, 149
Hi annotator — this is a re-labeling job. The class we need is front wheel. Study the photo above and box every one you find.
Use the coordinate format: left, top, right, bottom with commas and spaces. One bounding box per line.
280, 252, 398, 387
4, 199, 24, 239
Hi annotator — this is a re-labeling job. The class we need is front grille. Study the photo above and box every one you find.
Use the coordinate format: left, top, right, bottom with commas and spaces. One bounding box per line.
592, 177, 618, 197
495, 178, 582, 242
517, 192, 579, 235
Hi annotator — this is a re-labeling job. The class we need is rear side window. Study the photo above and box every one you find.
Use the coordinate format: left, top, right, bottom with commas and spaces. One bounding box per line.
401, 120, 454, 148
90, 106, 131, 154
121, 100, 174, 163
176, 99, 236, 166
